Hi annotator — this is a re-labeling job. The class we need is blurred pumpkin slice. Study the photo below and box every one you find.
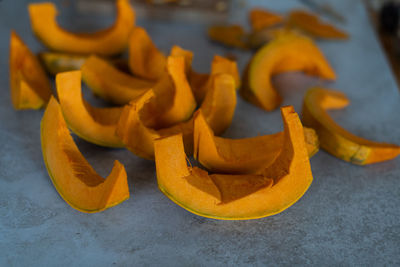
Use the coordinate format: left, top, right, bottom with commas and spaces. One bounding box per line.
81, 55, 155, 105
9, 31, 52, 110
128, 26, 167, 81
207, 25, 249, 50
288, 10, 349, 40
28, 0, 135, 55
249, 8, 283, 32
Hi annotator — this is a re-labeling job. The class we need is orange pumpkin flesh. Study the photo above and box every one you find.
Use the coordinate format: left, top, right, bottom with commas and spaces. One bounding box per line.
41, 97, 129, 213
155, 106, 313, 220
249, 8, 283, 32
140, 56, 197, 129
190, 55, 240, 104
9, 31, 52, 110
116, 73, 236, 159
28, 0, 134, 55
56, 71, 124, 148
128, 27, 166, 80
302, 88, 400, 165
241, 32, 335, 111
288, 10, 349, 40
207, 25, 248, 50
193, 110, 318, 174
81, 55, 154, 105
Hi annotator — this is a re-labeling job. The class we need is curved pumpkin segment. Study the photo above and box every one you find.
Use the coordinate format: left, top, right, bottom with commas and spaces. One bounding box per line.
249, 8, 283, 32
39, 52, 87, 75
241, 32, 335, 111
288, 10, 349, 40
9, 31, 52, 110
141, 56, 197, 129
128, 27, 166, 80
81, 55, 154, 105
28, 0, 135, 55
154, 106, 313, 220
302, 88, 400, 165
41, 97, 129, 213
207, 25, 248, 50
170, 45, 194, 74
194, 110, 318, 174
56, 71, 124, 148
190, 55, 240, 104
116, 73, 237, 159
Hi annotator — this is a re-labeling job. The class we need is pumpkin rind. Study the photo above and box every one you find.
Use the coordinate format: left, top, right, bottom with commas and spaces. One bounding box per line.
81, 55, 154, 105
56, 70, 124, 148
9, 31, 52, 110
29, 0, 135, 55
41, 97, 129, 213
241, 32, 335, 111
154, 106, 313, 220
302, 88, 400, 165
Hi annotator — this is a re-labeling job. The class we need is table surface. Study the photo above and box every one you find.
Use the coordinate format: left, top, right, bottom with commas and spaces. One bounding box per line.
1, 0, 399, 266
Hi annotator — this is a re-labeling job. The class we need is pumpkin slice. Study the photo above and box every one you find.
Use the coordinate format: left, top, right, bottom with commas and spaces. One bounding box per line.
9, 31, 52, 110
39, 52, 87, 75
241, 32, 335, 111
207, 25, 248, 50
56, 70, 124, 148
288, 10, 349, 40
155, 106, 313, 220
81, 55, 154, 105
116, 73, 236, 159
194, 111, 319, 174
190, 55, 240, 104
249, 8, 283, 32
141, 56, 197, 129
128, 26, 166, 80
28, 0, 135, 55
41, 97, 129, 213
302, 88, 400, 165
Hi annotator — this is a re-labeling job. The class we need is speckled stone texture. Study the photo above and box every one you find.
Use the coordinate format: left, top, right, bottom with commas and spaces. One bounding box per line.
1, 0, 399, 265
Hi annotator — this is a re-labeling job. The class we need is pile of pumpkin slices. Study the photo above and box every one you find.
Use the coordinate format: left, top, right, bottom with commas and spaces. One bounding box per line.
9, 0, 400, 219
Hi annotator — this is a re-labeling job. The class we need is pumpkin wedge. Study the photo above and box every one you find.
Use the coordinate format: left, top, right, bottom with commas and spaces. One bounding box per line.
39, 52, 87, 75
249, 8, 283, 32
302, 88, 400, 165
155, 106, 313, 220
56, 71, 124, 148
116, 73, 236, 159
81, 55, 154, 105
194, 111, 319, 174
29, 0, 134, 55
190, 55, 241, 103
241, 32, 335, 111
128, 26, 166, 80
9, 31, 52, 110
288, 10, 349, 40
41, 97, 129, 213
141, 56, 197, 129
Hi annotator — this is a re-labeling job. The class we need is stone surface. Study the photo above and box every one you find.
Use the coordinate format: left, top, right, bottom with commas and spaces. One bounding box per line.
0, 0, 399, 265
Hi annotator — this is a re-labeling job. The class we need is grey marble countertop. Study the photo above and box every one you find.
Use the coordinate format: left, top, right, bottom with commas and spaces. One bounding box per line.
1, 0, 399, 266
